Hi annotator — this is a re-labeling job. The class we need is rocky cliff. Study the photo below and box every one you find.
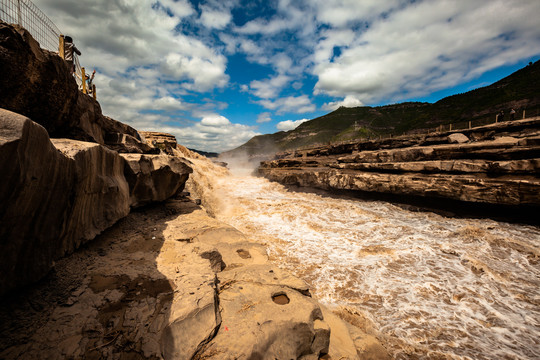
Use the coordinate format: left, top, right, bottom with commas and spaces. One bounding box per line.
0, 22, 192, 295
259, 118, 540, 222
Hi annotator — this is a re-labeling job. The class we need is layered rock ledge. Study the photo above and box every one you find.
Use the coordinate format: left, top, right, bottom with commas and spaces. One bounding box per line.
0, 109, 192, 295
259, 118, 540, 221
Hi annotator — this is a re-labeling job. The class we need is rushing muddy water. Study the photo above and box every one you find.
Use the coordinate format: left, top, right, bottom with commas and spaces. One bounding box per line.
189, 159, 540, 359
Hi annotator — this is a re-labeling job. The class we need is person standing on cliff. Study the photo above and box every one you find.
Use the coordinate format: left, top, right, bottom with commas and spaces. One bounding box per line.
510, 108, 516, 121
64, 36, 81, 74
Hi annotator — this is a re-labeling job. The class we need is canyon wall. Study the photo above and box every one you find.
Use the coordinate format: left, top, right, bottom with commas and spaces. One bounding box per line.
259, 118, 540, 220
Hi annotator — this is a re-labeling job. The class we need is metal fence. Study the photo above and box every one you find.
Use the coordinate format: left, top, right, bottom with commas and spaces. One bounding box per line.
0, 0, 61, 51
0, 0, 96, 97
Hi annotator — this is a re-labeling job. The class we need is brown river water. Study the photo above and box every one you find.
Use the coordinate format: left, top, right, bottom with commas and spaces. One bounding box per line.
188, 158, 540, 359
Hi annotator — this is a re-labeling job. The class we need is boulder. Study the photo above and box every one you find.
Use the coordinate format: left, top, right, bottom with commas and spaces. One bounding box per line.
197, 267, 330, 358
121, 154, 193, 208
447, 133, 469, 144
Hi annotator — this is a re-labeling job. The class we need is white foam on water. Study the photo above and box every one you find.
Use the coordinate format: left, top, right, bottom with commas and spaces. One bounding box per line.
192, 166, 540, 359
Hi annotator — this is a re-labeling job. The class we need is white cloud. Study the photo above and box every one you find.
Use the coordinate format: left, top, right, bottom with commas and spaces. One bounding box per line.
312, 0, 540, 103
33, 0, 229, 105
256, 112, 272, 123
258, 95, 316, 114
309, 0, 402, 27
199, 6, 232, 29
160, 0, 194, 18
173, 117, 260, 152
276, 119, 309, 131
29, 0, 540, 152
322, 95, 364, 111
201, 114, 230, 126
249, 74, 291, 99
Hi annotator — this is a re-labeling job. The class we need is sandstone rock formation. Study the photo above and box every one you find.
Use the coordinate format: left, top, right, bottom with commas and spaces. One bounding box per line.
0, 109, 192, 295
122, 154, 192, 207
0, 22, 152, 154
259, 118, 540, 219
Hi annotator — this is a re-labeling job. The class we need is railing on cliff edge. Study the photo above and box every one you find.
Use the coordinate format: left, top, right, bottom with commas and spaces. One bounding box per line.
0, 0, 60, 51
1, 0, 96, 99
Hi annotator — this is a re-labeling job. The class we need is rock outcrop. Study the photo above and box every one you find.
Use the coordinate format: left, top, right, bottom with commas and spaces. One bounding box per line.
259, 118, 540, 219
0, 109, 192, 295
0, 196, 382, 359
0, 21, 152, 154
122, 154, 192, 207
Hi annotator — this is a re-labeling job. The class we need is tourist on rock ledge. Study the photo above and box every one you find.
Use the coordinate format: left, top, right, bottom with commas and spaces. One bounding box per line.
510, 108, 516, 120
63, 36, 81, 74
497, 110, 504, 122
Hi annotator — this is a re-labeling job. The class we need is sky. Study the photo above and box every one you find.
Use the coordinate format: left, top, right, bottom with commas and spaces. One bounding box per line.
31, 0, 540, 152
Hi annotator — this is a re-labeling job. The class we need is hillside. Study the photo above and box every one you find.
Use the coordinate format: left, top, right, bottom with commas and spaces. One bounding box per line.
223, 60, 540, 157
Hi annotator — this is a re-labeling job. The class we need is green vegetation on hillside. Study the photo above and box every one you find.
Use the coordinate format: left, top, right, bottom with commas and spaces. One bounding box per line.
223, 60, 540, 156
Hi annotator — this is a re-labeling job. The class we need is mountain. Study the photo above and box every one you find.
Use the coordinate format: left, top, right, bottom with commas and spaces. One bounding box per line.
222, 60, 540, 157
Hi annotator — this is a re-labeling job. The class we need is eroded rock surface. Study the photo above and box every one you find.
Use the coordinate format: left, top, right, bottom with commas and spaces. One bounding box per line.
0, 198, 378, 359
122, 154, 193, 208
259, 118, 540, 215
0, 110, 193, 295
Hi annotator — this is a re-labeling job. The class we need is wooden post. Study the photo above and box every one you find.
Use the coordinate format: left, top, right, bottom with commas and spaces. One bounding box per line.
449, 123, 453, 131
81, 67, 87, 94
523, 109, 526, 119
468, 121, 471, 129
59, 35, 65, 59
495, 114, 498, 123
92, 84, 96, 100
17, 0, 22, 26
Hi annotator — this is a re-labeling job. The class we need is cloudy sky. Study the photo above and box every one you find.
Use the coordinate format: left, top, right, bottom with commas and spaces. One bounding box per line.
31, 0, 540, 152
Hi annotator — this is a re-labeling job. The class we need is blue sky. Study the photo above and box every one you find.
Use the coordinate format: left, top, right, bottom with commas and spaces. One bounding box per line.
33, 0, 540, 152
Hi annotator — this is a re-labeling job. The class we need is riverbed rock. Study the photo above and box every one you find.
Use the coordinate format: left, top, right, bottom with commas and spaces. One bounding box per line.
51, 139, 131, 252
0, 110, 131, 295
0, 196, 369, 359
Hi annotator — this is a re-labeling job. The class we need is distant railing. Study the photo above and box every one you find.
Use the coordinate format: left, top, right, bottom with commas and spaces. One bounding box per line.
288, 111, 535, 154
0, 0, 60, 51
